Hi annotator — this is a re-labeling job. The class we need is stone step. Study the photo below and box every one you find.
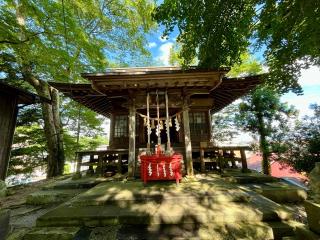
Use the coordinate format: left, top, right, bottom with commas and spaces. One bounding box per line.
245, 182, 307, 203
221, 169, 279, 184
71, 189, 252, 207
21, 222, 298, 240
266, 222, 296, 240
42, 177, 107, 190
26, 189, 85, 205
294, 224, 320, 240
36, 197, 292, 228
67, 181, 253, 208
22, 227, 80, 240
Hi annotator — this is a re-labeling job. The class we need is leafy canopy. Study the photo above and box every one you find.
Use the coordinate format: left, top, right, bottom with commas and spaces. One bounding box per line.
0, 0, 155, 83
154, 0, 320, 93
154, 0, 255, 68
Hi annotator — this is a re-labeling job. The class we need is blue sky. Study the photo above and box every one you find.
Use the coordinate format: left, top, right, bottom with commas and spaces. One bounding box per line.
146, 28, 320, 117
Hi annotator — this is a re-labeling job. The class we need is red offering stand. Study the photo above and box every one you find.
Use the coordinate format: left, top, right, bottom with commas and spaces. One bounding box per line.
140, 152, 182, 184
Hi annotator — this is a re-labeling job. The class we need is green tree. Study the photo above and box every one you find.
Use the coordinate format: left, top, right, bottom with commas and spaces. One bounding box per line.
61, 100, 107, 162
211, 53, 263, 144
154, 0, 255, 68
274, 104, 320, 173
212, 53, 298, 175
154, 0, 320, 93
1, 0, 154, 177
236, 87, 297, 174
9, 105, 47, 177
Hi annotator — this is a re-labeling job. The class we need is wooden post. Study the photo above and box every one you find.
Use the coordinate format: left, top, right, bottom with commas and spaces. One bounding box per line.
183, 97, 194, 176
200, 148, 205, 173
165, 91, 171, 152
128, 99, 136, 178
109, 114, 115, 148
0, 94, 18, 180
231, 150, 236, 168
146, 92, 150, 153
76, 152, 82, 174
240, 149, 248, 172
117, 154, 122, 174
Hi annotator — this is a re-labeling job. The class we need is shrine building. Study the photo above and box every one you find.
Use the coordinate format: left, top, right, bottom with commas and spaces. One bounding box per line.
50, 67, 262, 178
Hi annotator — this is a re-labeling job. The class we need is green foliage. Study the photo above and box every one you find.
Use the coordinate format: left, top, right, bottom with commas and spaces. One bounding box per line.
61, 99, 107, 163
154, 0, 320, 93
63, 163, 71, 175
154, 0, 255, 68
211, 104, 239, 144
8, 106, 47, 177
169, 43, 197, 66
0, 0, 155, 83
227, 53, 263, 77
212, 52, 263, 144
1, 0, 155, 177
273, 104, 320, 173
236, 86, 297, 174
256, 0, 320, 94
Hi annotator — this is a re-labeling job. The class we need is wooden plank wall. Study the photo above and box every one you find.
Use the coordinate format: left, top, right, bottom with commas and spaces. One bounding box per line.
0, 93, 18, 180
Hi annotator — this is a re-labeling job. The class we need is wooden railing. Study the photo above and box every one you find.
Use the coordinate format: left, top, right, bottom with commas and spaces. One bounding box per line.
75, 149, 128, 176
196, 145, 251, 173
74, 145, 251, 176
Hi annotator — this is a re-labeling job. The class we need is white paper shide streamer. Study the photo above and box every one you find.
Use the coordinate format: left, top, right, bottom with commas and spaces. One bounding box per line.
148, 163, 152, 176
162, 164, 166, 177
169, 163, 174, 177
156, 164, 160, 176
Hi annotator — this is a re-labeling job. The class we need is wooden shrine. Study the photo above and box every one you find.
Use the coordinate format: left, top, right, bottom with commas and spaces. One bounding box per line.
50, 67, 262, 177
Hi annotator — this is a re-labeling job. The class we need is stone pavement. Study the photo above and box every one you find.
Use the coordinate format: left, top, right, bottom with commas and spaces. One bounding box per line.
5, 171, 319, 240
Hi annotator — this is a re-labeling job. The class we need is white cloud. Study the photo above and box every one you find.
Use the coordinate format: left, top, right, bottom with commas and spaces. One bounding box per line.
282, 93, 320, 117
148, 42, 157, 48
281, 65, 320, 117
157, 42, 173, 66
298, 65, 320, 87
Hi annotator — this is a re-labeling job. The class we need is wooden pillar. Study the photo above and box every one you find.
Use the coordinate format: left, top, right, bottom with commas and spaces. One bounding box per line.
240, 149, 248, 172
0, 94, 18, 180
128, 99, 136, 178
200, 148, 205, 173
231, 150, 236, 168
208, 109, 213, 142
76, 152, 82, 174
183, 97, 194, 176
117, 154, 122, 174
109, 114, 115, 148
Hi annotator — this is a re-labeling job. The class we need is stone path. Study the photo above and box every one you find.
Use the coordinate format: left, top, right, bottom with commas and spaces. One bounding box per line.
5, 171, 319, 240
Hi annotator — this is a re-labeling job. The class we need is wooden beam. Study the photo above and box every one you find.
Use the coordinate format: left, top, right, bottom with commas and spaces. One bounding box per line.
0, 94, 18, 180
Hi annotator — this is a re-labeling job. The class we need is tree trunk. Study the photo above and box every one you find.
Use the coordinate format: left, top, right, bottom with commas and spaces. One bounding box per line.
15, 2, 65, 178
257, 114, 270, 175
23, 71, 65, 177
37, 81, 65, 177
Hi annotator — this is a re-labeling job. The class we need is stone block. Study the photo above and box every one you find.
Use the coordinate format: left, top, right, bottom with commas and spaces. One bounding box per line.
26, 189, 83, 205
304, 200, 320, 235
0, 209, 10, 240
6, 228, 30, 240
23, 227, 80, 240
309, 162, 320, 201
0, 180, 7, 198
258, 188, 307, 203
295, 224, 320, 240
